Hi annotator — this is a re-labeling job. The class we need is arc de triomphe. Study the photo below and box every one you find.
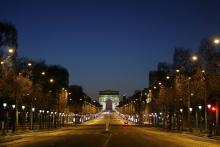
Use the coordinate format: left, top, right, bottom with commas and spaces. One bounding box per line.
99, 90, 120, 111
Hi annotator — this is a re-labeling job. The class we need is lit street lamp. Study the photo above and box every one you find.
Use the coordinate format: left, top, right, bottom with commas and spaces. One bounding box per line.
8, 48, 14, 54
3, 103, 7, 108
22, 105, 25, 110
21, 105, 25, 129
28, 62, 32, 67
2, 103, 7, 135
214, 38, 220, 44
192, 55, 198, 61
31, 107, 35, 130
12, 105, 16, 109
198, 105, 202, 132
49, 78, 54, 83
179, 108, 183, 130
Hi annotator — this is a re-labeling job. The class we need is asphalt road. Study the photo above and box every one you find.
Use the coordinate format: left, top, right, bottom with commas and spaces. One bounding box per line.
1, 112, 220, 147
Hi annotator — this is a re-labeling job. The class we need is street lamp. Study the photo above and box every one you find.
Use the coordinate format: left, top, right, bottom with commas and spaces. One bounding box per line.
22, 105, 25, 110
3, 103, 7, 108
207, 104, 211, 109
189, 107, 193, 112
49, 78, 54, 83
198, 105, 202, 132
21, 105, 25, 129
166, 76, 170, 80
12, 105, 16, 109
28, 62, 32, 67
158, 82, 162, 85
176, 69, 180, 73
191, 55, 198, 61
2, 103, 7, 135
41, 71, 45, 75
198, 105, 202, 111
179, 108, 183, 130
8, 48, 14, 54
31, 107, 35, 130
214, 38, 220, 44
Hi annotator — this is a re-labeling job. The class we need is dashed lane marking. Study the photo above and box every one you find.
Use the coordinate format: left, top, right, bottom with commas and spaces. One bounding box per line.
102, 133, 112, 147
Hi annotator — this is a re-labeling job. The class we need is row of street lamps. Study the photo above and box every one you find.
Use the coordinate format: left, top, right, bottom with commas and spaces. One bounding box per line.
118, 37, 220, 134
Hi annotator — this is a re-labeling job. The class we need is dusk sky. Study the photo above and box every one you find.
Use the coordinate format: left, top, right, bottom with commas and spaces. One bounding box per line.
0, 0, 219, 99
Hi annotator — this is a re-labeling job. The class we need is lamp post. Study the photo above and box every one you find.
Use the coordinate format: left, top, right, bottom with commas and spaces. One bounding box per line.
11, 105, 16, 132
51, 112, 54, 128
31, 107, 35, 130
39, 110, 42, 129
187, 76, 192, 132
213, 38, 220, 135
1, 103, 7, 135
22, 105, 25, 130
198, 105, 202, 132
180, 108, 183, 130
53, 111, 56, 128
46, 110, 49, 128
191, 54, 208, 132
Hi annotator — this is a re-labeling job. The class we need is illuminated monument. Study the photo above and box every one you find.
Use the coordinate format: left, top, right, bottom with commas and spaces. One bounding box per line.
99, 90, 120, 111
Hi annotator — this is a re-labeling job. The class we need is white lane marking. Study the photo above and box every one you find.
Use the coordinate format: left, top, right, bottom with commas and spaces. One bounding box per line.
102, 133, 112, 147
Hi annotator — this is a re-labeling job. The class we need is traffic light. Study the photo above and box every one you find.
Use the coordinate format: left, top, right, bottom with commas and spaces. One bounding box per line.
211, 106, 216, 112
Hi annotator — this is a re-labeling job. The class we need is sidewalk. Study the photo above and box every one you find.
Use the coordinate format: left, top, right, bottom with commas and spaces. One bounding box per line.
142, 126, 220, 141
0, 126, 74, 144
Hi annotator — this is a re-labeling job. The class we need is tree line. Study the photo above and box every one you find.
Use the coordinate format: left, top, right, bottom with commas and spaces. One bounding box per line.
118, 35, 220, 136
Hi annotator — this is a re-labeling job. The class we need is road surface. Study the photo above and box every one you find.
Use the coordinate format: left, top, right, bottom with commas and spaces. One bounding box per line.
1, 112, 220, 147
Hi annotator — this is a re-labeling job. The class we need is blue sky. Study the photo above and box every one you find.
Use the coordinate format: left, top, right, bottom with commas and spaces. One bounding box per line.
0, 0, 220, 99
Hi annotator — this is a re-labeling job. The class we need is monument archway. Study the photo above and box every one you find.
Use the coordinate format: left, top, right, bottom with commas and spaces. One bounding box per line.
105, 99, 113, 111
99, 90, 120, 111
